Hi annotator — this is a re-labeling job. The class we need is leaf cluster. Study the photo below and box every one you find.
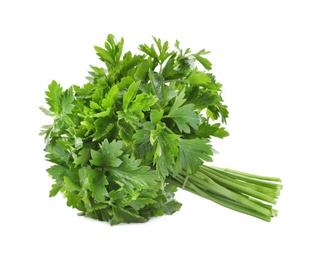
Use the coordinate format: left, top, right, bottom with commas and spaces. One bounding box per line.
40, 34, 229, 225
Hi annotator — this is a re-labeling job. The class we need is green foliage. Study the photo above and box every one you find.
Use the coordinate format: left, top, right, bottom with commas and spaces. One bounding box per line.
41, 34, 281, 225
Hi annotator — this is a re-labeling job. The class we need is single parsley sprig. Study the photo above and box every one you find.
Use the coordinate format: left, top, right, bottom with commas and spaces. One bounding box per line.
40, 34, 282, 225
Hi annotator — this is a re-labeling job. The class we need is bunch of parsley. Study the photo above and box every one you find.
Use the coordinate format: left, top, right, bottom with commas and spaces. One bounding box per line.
40, 34, 282, 225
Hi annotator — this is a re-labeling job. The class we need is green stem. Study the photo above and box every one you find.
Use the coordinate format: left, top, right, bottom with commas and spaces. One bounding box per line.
168, 177, 272, 222
184, 172, 272, 217
169, 165, 282, 222
212, 167, 282, 190
200, 166, 278, 204
217, 167, 282, 182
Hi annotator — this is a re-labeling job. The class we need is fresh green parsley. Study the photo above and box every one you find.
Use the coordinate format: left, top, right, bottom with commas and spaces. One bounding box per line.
40, 34, 282, 225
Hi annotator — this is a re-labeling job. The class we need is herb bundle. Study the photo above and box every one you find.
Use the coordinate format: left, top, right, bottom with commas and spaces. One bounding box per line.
40, 34, 282, 225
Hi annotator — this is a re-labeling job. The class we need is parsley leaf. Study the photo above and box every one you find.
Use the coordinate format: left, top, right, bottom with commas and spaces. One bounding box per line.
45, 80, 63, 115
90, 139, 123, 168
88, 168, 108, 202
150, 124, 180, 178
178, 138, 213, 174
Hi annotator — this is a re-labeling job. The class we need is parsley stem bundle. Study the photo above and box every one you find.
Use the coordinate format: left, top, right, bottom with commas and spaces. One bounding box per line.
40, 34, 282, 225
169, 166, 282, 222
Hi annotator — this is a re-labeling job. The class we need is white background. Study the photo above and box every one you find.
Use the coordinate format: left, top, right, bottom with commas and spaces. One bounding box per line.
1, 0, 323, 259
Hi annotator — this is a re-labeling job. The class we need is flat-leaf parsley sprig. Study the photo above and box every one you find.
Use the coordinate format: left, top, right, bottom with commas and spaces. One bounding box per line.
40, 34, 282, 225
